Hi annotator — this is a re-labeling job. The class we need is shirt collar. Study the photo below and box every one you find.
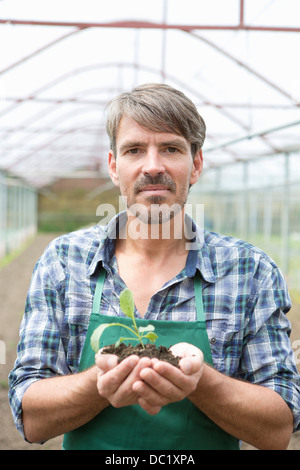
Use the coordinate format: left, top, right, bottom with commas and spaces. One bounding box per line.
87, 212, 127, 276
184, 216, 217, 283
88, 211, 217, 283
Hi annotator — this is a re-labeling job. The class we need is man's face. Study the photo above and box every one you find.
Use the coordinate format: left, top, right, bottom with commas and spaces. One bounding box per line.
108, 116, 203, 224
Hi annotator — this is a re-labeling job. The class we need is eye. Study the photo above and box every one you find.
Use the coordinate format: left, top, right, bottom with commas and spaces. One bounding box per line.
127, 148, 140, 155
166, 147, 179, 154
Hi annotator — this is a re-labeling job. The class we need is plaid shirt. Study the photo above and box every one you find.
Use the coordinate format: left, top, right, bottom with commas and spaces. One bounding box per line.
9, 212, 300, 438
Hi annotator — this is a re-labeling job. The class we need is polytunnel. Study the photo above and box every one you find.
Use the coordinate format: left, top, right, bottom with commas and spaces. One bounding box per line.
1, 0, 300, 451
0, 0, 299, 284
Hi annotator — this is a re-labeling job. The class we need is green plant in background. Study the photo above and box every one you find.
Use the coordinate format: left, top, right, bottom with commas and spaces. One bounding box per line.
90, 288, 158, 353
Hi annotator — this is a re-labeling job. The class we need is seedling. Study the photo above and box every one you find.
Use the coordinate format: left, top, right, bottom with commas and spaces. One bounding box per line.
90, 288, 158, 353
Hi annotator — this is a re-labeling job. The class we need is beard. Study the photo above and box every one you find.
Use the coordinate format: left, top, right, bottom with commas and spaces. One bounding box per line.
128, 201, 183, 224
126, 174, 187, 224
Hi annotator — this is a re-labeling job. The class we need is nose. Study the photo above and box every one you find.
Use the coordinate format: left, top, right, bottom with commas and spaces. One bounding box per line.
142, 147, 165, 177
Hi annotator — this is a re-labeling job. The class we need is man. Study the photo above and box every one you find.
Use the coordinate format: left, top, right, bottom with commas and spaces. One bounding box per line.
9, 83, 300, 450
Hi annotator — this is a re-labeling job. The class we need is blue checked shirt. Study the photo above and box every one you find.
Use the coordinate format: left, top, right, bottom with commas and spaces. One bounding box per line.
9, 212, 300, 438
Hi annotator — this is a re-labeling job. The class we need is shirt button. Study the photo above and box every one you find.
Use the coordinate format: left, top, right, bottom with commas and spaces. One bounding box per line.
210, 337, 216, 344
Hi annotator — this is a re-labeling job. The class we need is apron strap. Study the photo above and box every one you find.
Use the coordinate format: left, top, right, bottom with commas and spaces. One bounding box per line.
194, 271, 205, 322
92, 267, 106, 313
92, 266, 205, 323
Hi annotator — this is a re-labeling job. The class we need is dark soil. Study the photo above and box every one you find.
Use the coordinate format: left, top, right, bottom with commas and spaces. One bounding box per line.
102, 342, 180, 368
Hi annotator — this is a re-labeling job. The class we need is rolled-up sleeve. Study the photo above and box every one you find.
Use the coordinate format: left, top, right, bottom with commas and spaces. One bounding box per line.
240, 264, 300, 432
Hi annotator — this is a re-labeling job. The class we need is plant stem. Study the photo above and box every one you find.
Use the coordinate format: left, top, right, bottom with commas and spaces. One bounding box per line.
111, 323, 138, 338
130, 312, 145, 349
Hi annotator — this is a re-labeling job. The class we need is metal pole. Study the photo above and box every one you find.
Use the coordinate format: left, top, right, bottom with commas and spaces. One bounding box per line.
239, 161, 248, 240
1, 18, 300, 33
281, 153, 290, 274
161, 0, 168, 82
239, 0, 244, 28
0, 173, 7, 258
205, 120, 300, 154
214, 167, 222, 233
263, 189, 273, 246
249, 191, 258, 238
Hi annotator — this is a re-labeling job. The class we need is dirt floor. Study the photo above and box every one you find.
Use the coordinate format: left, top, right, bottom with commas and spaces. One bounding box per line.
0, 233, 300, 450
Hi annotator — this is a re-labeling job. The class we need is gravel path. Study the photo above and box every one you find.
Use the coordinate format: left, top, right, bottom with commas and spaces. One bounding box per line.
0, 233, 63, 450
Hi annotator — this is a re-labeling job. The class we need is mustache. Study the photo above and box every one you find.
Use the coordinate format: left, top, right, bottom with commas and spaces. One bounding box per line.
134, 174, 176, 193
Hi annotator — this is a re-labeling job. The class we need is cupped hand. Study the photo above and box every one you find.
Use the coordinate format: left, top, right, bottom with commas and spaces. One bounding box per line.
170, 342, 204, 375
132, 342, 204, 414
95, 351, 152, 408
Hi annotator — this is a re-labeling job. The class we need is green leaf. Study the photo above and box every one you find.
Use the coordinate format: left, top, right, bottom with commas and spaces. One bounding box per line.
143, 332, 158, 343
138, 324, 155, 333
120, 288, 135, 319
90, 323, 111, 352
116, 336, 128, 346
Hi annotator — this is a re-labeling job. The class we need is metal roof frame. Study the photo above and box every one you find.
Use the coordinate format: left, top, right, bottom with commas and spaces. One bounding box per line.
0, 0, 299, 188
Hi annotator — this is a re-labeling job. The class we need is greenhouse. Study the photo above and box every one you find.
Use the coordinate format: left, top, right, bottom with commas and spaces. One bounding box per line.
0, 0, 300, 450
0, 0, 299, 280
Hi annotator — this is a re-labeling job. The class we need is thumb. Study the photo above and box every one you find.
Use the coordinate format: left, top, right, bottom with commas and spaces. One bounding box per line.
95, 351, 119, 372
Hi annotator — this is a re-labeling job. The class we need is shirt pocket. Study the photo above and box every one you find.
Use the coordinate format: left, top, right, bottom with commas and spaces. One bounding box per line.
204, 291, 244, 377
64, 293, 93, 372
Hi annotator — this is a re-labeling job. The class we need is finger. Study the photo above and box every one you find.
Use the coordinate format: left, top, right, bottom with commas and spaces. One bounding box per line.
96, 353, 119, 373
152, 360, 202, 394
152, 360, 187, 385
179, 355, 203, 375
169, 342, 203, 360
137, 397, 162, 416
138, 367, 185, 402
133, 378, 170, 407
179, 357, 193, 375
97, 356, 154, 408
97, 355, 140, 396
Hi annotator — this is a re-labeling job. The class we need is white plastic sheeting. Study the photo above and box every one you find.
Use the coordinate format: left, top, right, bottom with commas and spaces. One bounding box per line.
0, 172, 37, 259
0, 0, 299, 188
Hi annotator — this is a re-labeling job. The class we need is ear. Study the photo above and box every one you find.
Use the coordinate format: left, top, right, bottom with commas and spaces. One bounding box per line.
189, 150, 203, 186
108, 150, 120, 187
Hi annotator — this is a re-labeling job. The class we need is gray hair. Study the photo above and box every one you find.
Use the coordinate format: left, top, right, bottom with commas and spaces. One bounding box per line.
105, 83, 206, 157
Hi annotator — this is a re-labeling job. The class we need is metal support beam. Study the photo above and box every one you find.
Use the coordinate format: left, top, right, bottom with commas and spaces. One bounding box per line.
239, 0, 245, 28
1, 18, 300, 33
0, 28, 85, 76
205, 120, 300, 154
239, 161, 249, 240
186, 32, 296, 103
281, 153, 290, 274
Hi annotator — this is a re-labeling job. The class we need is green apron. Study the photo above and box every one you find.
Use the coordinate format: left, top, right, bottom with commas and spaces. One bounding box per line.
63, 269, 240, 450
